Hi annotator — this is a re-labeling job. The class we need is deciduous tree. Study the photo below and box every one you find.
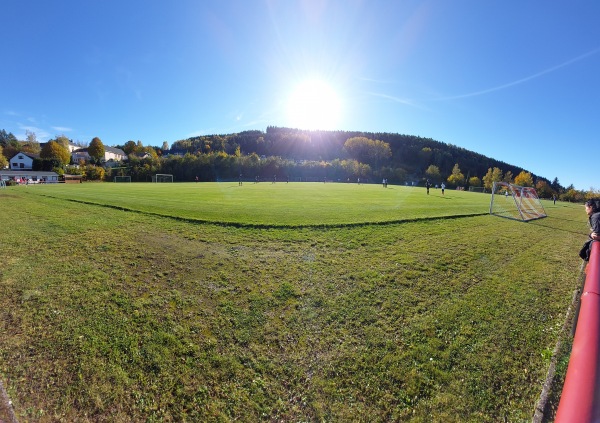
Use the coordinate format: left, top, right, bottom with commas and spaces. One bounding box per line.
561, 187, 585, 202
514, 171, 534, 187
21, 130, 41, 154
535, 180, 554, 199
425, 165, 441, 183
54, 135, 70, 149
84, 164, 105, 181
123, 140, 137, 155
446, 163, 465, 187
502, 171, 514, 184
40, 140, 70, 165
0, 145, 8, 169
468, 176, 482, 187
585, 188, 600, 201
343, 137, 391, 167
88, 137, 105, 162
483, 167, 503, 190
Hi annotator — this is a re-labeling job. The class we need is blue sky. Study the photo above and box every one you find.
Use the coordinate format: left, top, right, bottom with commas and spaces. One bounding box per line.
1, 0, 598, 190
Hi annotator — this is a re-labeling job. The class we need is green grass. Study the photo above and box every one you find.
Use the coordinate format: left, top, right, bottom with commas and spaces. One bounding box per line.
26, 182, 489, 226
0, 183, 588, 422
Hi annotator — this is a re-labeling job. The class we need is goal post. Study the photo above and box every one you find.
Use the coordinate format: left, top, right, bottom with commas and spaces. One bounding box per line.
114, 175, 131, 183
490, 182, 547, 221
468, 186, 486, 193
152, 174, 174, 183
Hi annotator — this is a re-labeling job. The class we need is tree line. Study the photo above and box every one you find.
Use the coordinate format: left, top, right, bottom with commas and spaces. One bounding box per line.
1, 127, 596, 201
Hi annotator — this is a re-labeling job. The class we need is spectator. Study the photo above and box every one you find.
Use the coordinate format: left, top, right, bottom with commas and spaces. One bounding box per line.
579, 199, 600, 261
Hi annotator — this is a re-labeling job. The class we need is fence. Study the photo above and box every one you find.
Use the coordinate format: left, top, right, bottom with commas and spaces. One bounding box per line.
555, 240, 600, 422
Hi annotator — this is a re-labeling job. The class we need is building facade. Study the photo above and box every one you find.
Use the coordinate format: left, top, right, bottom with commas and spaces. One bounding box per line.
9, 152, 37, 170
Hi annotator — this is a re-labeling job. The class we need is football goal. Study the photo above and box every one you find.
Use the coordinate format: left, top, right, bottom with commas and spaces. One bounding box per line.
468, 186, 486, 193
152, 174, 174, 183
114, 176, 131, 183
490, 182, 547, 221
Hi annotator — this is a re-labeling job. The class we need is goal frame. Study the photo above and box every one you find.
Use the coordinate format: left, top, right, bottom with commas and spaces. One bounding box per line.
152, 174, 174, 183
113, 175, 131, 183
490, 181, 547, 222
468, 186, 486, 193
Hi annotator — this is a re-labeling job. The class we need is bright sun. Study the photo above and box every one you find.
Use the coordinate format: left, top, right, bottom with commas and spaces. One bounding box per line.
286, 79, 342, 130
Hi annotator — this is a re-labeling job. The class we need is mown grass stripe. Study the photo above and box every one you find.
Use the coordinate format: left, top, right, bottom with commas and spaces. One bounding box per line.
32, 191, 490, 229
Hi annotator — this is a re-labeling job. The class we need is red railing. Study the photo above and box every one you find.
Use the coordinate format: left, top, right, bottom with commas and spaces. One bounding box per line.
555, 240, 600, 422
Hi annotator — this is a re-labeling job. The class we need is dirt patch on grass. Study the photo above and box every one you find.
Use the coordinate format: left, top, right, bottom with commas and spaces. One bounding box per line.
0, 379, 18, 423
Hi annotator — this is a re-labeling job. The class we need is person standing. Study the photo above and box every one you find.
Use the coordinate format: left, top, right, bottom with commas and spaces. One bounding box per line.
441, 182, 445, 195
426, 179, 431, 195
579, 199, 600, 261
587, 199, 600, 240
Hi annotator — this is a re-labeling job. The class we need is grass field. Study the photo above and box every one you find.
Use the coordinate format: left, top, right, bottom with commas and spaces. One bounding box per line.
28, 182, 488, 226
0, 182, 589, 422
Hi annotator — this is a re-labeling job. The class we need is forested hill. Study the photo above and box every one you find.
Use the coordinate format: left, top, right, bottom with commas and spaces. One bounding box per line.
171, 126, 540, 184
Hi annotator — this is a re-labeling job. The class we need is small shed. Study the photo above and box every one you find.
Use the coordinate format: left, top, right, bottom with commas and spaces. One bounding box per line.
63, 174, 83, 184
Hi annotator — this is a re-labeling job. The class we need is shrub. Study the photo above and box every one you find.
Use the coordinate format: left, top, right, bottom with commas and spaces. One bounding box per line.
85, 165, 105, 181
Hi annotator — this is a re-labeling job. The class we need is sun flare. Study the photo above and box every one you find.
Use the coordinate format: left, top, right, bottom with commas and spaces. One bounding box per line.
286, 79, 342, 130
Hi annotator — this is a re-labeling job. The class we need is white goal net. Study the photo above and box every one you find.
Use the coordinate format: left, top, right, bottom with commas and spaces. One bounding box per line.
152, 174, 174, 183
114, 176, 131, 183
490, 182, 547, 221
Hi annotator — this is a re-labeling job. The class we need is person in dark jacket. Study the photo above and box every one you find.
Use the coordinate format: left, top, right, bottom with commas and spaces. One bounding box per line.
579, 199, 600, 261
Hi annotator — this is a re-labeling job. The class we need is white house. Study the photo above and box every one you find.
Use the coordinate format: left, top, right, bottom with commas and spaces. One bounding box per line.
71, 146, 127, 164
71, 148, 89, 163
9, 152, 38, 170
105, 146, 127, 161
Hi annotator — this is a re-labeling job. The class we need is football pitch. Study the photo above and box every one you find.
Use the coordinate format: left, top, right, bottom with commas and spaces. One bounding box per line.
28, 181, 491, 226
0, 182, 588, 421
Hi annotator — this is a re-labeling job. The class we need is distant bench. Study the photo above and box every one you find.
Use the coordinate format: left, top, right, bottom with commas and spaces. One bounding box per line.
63, 175, 83, 184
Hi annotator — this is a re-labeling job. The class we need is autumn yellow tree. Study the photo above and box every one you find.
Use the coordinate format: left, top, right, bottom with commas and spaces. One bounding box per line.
535, 180, 554, 198
483, 167, 503, 190
425, 165, 441, 183
502, 171, 514, 184
514, 171, 534, 187
40, 140, 70, 165
344, 137, 391, 167
0, 145, 8, 169
446, 163, 465, 187
468, 176, 482, 187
